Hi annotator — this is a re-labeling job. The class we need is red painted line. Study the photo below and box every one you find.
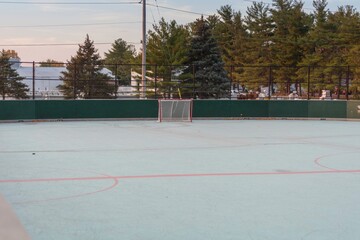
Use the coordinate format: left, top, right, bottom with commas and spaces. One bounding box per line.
117, 169, 360, 179
1, 169, 360, 184
14, 177, 119, 205
314, 151, 360, 171
314, 155, 340, 171
0, 176, 108, 183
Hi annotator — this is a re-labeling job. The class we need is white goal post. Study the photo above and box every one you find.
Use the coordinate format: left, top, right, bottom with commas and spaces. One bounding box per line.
158, 99, 193, 122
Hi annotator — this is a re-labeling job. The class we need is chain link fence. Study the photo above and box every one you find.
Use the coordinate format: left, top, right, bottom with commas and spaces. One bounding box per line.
2, 61, 360, 100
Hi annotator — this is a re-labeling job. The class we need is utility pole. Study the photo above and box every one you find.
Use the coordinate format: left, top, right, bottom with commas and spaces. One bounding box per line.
141, 0, 146, 98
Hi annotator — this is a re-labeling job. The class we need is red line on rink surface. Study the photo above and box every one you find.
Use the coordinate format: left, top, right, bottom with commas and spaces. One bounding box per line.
1, 169, 360, 184
14, 177, 119, 204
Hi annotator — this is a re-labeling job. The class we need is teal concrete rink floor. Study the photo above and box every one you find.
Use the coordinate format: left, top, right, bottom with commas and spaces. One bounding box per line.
0, 120, 360, 240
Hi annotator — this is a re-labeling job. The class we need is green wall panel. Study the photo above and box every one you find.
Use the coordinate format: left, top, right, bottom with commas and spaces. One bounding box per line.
0, 101, 35, 120
308, 100, 347, 118
193, 100, 269, 118
0, 100, 353, 121
35, 101, 82, 119
347, 101, 360, 119
269, 101, 308, 118
35, 100, 158, 119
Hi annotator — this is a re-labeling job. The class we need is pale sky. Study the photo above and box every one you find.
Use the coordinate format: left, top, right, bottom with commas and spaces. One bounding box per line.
0, 0, 359, 62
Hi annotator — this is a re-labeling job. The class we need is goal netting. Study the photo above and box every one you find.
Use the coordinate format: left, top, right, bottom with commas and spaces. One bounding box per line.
158, 99, 193, 122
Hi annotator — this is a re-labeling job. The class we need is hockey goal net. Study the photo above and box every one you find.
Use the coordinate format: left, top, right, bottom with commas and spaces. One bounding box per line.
158, 99, 193, 122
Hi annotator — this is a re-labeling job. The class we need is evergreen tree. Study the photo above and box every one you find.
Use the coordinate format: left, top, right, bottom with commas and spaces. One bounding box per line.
147, 18, 189, 66
344, 6, 360, 97
299, 2, 360, 96
213, 5, 239, 65
297, 0, 334, 95
299, 0, 330, 66
242, 2, 274, 91
58, 35, 114, 99
146, 18, 190, 98
327, 5, 360, 93
213, 5, 248, 87
181, 17, 230, 99
104, 38, 136, 86
347, 45, 360, 97
270, 0, 312, 94
0, 50, 29, 100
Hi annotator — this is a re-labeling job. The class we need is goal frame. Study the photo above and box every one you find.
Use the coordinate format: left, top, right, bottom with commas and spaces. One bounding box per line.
158, 99, 193, 122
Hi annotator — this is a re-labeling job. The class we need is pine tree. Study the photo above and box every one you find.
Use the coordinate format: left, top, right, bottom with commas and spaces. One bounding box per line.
325, 6, 360, 97
213, 5, 248, 87
0, 50, 29, 100
241, 2, 274, 91
147, 18, 189, 66
347, 45, 360, 97
58, 35, 114, 99
299, 2, 360, 96
104, 38, 136, 86
146, 18, 190, 98
181, 17, 230, 99
213, 5, 239, 65
297, 0, 334, 95
270, 0, 312, 94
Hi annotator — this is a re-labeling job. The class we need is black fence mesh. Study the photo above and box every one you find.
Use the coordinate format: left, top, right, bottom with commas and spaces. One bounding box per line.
2, 61, 359, 100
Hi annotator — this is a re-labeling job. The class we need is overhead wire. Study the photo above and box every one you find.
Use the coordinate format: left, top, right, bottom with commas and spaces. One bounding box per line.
0, 21, 147, 29
0, 1, 139, 4
148, 2, 157, 24
0, 42, 141, 47
154, 0, 161, 18
0, 0, 211, 49
0, 1, 209, 16
146, 3, 210, 16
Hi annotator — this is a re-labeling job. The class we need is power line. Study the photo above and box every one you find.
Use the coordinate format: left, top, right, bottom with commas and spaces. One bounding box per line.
146, 3, 210, 16
0, 1, 139, 4
148, 3, 157, 24
0, 42, 141, 47
0, 21, 147, 29
0, 43, 112, 47
0, 1, 210, 17
154, 0, 161, 18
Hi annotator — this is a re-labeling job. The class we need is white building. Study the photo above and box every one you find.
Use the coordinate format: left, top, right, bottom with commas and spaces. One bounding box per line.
11, 59, 115, 99
16, 65, 65, 99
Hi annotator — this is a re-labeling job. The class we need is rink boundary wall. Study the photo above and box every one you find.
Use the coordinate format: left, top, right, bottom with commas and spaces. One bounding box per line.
0, 100, 359, 121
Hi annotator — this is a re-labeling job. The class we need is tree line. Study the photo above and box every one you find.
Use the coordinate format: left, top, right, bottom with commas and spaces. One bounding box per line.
1, 0, 360, 99
140, 0, 360, 97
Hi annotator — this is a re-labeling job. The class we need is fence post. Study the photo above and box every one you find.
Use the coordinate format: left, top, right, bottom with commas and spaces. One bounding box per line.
192, 64, 195, 98
307, 66, 311, 100
73, 63, 77, 99
337, 71, 342, 100
268, 66, 272, 100
114, 64, 118, 99
32, 61, 35, 100
346, 65, 350, 100
154, 64, 158, 99
229, 65, 233, 100
169, 65, 172, 99
1, 65, 3, 100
